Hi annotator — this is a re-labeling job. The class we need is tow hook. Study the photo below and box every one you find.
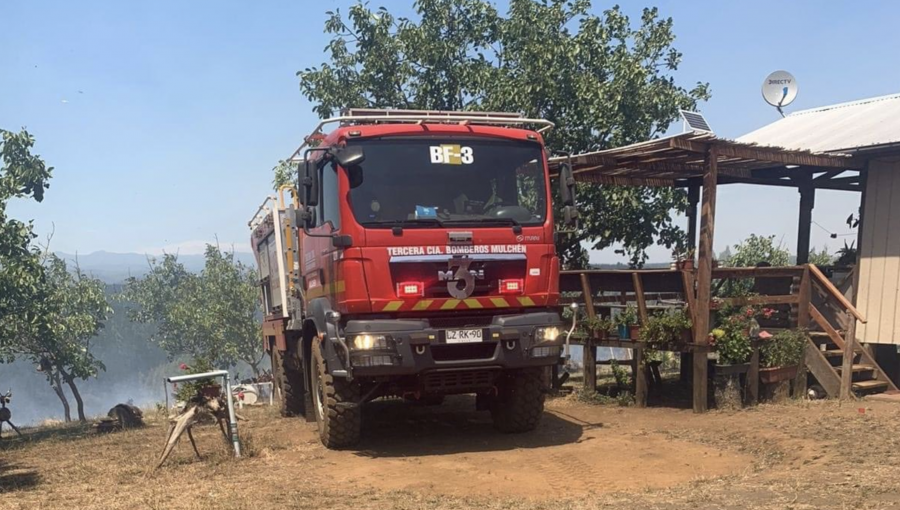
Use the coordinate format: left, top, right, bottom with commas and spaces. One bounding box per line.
326, 310, 352, 381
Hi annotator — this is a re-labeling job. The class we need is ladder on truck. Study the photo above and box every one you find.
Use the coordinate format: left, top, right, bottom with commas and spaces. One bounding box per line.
248, 186, 301, 321
287, 108, 555, 162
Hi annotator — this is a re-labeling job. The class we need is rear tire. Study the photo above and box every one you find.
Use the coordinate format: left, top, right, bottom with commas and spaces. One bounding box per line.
311, 339, 361, 448
490, 368, 545, 433
272, 347, 306, 418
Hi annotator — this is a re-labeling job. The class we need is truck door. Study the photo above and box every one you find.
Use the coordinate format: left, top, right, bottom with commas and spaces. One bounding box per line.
301, 161, 341, 309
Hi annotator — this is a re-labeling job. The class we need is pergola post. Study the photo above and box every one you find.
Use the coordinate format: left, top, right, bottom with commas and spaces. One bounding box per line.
682, 181, 701, 383
796, 173, 815, 265
693, 146, 718, 413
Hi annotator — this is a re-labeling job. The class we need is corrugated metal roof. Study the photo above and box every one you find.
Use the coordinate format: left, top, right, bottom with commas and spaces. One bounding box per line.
737, 93, 900, 153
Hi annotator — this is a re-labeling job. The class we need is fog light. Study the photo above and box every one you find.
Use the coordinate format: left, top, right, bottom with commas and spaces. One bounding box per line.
353, 355, 398, 367
351, 334, 391, 350
535, 326, 560, 343
531, 346, 560, 358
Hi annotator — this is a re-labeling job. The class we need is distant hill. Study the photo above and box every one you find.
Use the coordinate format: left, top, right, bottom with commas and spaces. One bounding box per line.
55, 250, 257, 283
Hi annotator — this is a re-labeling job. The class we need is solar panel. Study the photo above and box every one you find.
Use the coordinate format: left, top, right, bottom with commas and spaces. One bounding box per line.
679, 110, 713, 133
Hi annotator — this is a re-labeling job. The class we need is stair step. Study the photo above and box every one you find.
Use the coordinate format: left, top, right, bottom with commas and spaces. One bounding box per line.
852, 380, 889, 392
837, 364, 876, 374
823, 349, 844, 357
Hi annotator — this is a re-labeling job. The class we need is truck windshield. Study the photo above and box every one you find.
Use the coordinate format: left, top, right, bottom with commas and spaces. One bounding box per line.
348, 138, 548, 228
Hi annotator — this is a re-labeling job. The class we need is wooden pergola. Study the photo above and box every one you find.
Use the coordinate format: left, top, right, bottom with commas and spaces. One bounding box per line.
549, 132, 867, 412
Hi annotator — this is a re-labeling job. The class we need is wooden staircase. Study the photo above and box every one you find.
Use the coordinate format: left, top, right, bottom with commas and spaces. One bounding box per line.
803, 265, 899, 398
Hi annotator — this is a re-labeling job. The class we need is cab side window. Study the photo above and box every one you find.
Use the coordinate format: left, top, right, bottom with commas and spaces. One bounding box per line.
320, 163, 341, 230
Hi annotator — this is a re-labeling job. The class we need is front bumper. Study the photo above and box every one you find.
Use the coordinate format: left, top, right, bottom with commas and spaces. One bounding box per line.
339, 311, 563, 377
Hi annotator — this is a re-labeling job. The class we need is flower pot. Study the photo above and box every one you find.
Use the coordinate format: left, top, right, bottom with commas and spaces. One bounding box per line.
676, 259, 695, 271
617, 324, 629, 339
715, 363, 750, 376
629, 325, 641, 341
759, 365, 798, 384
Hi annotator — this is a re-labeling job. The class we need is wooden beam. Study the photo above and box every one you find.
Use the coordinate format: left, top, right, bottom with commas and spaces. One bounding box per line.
670, 137, 863, 169
712, 266, 806, 279
796, 176, 815, 265
693, 145, 717, 413
804, 340, 841, 398
718, 294, 800, 306
632, 273, 650, 325
840, 318, 856, 400
579, 272, 598, 393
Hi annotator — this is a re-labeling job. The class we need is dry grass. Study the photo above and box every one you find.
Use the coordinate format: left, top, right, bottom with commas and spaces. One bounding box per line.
1, 397, 900, 509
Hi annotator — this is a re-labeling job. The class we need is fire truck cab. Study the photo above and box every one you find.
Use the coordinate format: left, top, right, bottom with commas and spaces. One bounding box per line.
250, 109, 577, 448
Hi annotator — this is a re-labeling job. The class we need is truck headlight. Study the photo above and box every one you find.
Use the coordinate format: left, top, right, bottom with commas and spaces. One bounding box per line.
351, 334, 391, 350
534, 326, 560, 343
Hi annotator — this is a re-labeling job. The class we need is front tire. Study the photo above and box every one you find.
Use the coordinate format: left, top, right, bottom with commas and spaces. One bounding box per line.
490, 368, 545, 433
311, 339, 361, 448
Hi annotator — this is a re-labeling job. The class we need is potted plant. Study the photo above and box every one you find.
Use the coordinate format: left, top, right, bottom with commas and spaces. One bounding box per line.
585, 316, 615, 340
174, 359, 221, 403
615, 304, 640, 340
671, 248, 696, 271
759, 329, 807, 384
639, 308, 693, 348
710, 304, 764, 374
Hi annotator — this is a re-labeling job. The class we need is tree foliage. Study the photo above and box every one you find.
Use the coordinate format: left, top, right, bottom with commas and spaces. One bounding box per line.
807, 246, 833, 266
15, 254, 111, 422
0, 128, 54, 361
722, 234, 792, 268
122, 245, 264, 375
0, 129, 54, 365
296, 0, 710, 266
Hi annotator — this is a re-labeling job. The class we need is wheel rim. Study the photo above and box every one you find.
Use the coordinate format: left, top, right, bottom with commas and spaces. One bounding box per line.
312, 355, 325, 422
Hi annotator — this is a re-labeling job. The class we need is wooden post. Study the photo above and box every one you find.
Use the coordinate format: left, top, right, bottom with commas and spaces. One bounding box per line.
632, 272, 649, 407
634, 345, 648, 407
687, 181, 701, 251
693, 145, 718, 413
797, 266, 811, 329
680, 270, 697, 384
840, 319, 857, 400
748, 341, 760, 405
796, 175, 815, 265
579, 273, 598, 393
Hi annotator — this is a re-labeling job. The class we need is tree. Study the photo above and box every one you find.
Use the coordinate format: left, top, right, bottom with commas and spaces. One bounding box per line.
122, 245, 264, 375
0, 128, 53, 362
808, 246, 833, 266
719, 234, 792, 297
16, 254, 111, 422
295, 0, 710, 266
722, 234, 791, 268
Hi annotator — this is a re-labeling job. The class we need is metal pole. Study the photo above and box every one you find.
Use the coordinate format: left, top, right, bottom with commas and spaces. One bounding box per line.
224, 373, 241, 458
164, 379, 169, 410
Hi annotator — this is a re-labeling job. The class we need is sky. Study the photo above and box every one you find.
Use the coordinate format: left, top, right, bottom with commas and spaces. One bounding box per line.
2, 1, 899, 262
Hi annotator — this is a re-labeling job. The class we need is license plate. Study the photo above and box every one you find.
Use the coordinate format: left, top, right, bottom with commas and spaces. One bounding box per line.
445, 328, 483, 344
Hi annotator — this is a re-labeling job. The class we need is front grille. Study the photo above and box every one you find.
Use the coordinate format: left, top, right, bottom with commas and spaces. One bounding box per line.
431, 342, 497, 361
422, 369, 498, 393
428, 315, 494, 329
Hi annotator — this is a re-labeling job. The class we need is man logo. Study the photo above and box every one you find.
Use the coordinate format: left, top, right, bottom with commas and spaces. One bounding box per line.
429, 145, 474, 165
442, 257, 480, 298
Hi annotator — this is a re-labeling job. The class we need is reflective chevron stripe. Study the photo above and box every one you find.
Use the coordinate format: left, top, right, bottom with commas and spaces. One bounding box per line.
378, 296, 541, 312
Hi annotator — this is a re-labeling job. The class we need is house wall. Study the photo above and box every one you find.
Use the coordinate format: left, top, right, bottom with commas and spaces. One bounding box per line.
857, 159, 900, 345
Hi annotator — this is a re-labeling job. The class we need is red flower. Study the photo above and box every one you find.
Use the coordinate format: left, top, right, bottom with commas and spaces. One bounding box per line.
762, 308, 775, 319
179, 363, 188, 370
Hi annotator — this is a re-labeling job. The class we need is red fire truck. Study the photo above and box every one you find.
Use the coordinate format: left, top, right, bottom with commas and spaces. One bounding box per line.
249, 109, 578, 448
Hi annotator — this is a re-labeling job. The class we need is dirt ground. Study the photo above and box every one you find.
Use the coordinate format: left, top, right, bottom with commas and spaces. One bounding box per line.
2, 394, 900, 510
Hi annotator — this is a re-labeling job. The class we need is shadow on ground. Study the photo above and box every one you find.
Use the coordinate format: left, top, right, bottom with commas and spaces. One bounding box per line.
0, 422, 94, 452
354, 394, 600, 458
0, 460, 40, 493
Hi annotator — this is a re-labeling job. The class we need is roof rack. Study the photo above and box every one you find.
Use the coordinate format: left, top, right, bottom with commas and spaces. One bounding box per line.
287, 108, 553, 162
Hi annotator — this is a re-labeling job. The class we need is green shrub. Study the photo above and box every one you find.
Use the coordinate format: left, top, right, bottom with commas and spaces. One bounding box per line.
760, 329, 807, 368
639, 308, 692, 344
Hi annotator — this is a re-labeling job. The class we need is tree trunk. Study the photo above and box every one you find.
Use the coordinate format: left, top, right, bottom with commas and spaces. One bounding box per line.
60, 368, 87, 423
51, 370, 71, 423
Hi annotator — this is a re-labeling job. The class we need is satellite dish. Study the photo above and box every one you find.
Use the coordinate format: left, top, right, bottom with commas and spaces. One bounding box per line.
762, 71, 798, 115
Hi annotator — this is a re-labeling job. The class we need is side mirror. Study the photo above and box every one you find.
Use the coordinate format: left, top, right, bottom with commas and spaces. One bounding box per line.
332, 145, 365, 168
302, 158, 320, 208
558, 162, 579, 227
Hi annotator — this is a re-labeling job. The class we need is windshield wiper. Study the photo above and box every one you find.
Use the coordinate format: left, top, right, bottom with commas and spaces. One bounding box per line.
363, 218, 446, 229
